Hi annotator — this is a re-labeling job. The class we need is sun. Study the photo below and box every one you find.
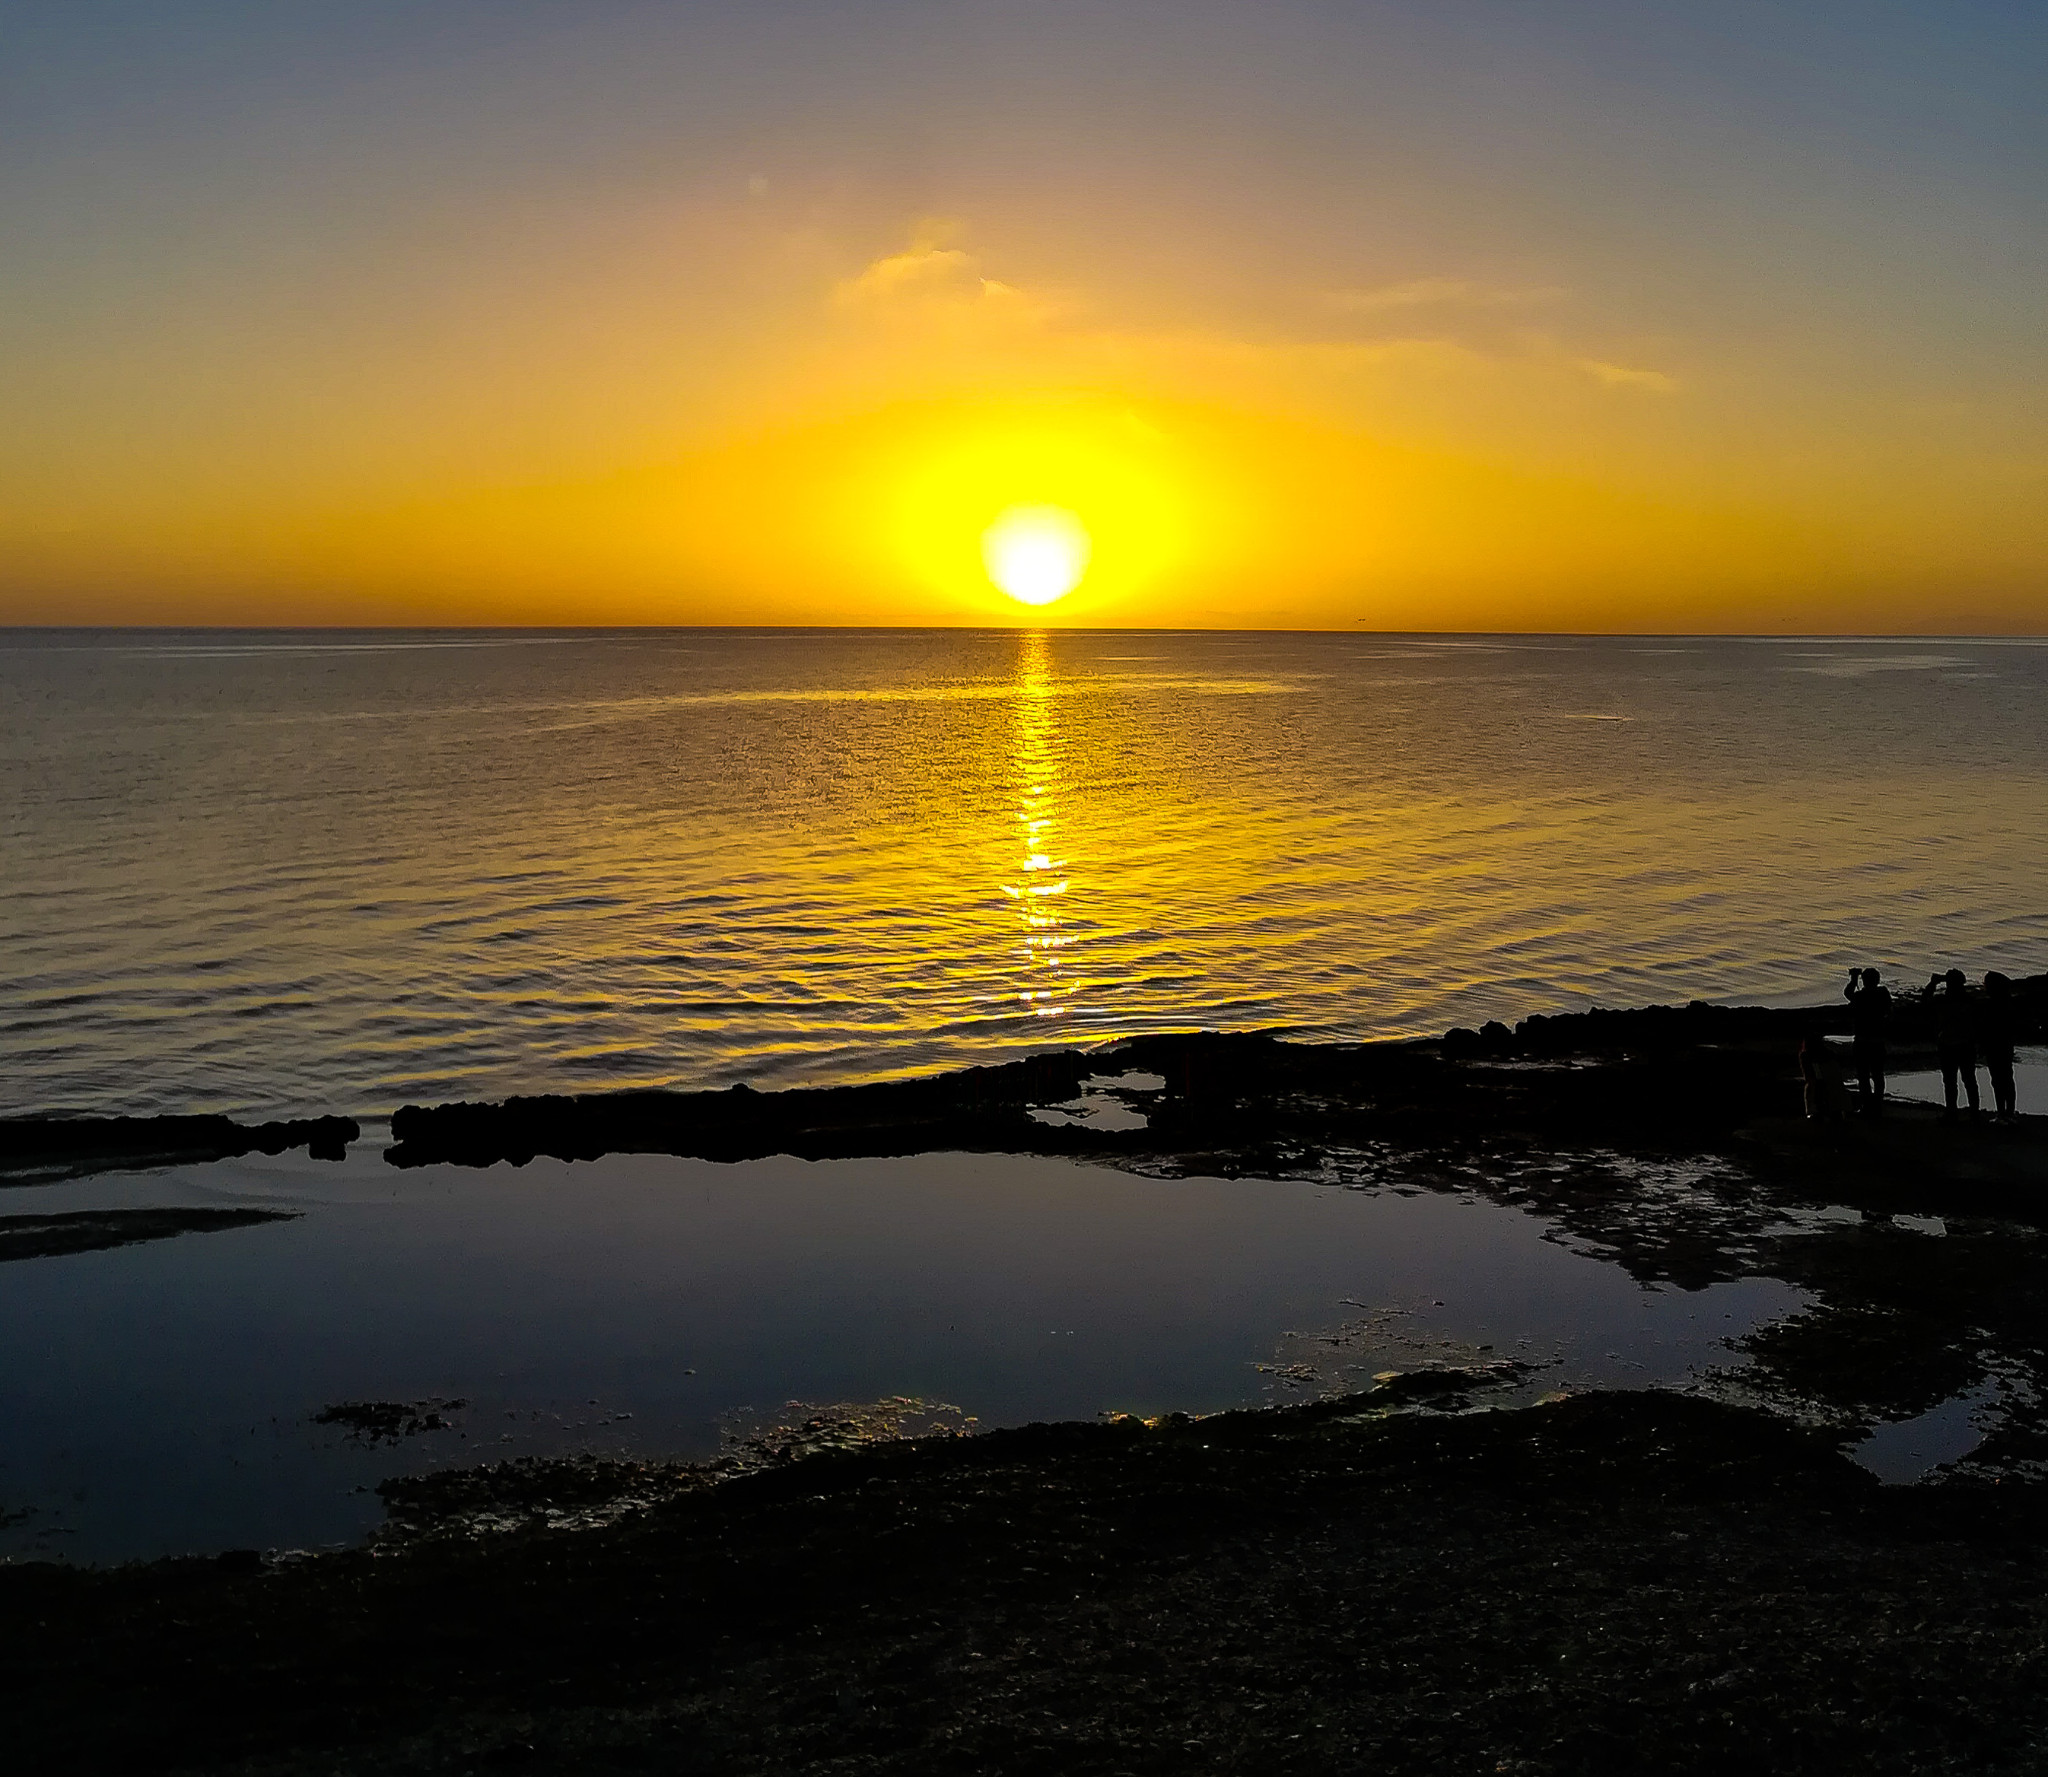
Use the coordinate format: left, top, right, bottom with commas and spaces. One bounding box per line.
981, 505, 1091, 606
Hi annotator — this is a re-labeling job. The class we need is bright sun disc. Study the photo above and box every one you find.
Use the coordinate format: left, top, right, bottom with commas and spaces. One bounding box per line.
982, 505, 1091, 606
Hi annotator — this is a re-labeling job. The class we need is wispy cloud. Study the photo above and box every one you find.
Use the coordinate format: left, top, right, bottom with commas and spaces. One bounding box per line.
1323, 278, 1564, 314
834, 225, 1068, 328
826, 226, 1680, 413
1576, 358, 1680, 394
836, 224, 977, 302
1088, 328, 1482, 378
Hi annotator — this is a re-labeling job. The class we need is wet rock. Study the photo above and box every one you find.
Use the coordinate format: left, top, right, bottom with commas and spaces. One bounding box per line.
370, 972, 2048, 1177
0, 1207, 296, 1263
1368, 1363, 1531, 1407
0, 1114, 360, 1183
315, 1399, 469, 1445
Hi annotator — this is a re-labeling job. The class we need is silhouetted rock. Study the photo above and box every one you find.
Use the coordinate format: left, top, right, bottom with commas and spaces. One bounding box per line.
0, 1114, 360, 1182
0, 1206, 296, 1262
314, 1399, 468, 1444
380, 977, 2048, 1181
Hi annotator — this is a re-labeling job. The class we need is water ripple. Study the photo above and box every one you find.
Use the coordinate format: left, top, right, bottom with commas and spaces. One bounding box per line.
6, 628, 2048, 1117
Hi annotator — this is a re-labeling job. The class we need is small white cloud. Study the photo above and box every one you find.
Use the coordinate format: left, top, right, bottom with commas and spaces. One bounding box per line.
1577, 358, 1679, 394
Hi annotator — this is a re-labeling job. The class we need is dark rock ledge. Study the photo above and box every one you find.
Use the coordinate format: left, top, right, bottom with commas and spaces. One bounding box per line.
381, 981, 2048, 1190
385, 1020, 1761, 1170
0, 1113, 359, 1183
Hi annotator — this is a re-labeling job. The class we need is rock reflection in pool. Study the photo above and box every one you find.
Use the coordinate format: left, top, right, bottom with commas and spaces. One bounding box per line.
0, 1143, 1806, 1562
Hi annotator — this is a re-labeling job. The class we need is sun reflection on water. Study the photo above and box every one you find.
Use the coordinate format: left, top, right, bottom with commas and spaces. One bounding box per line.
1003, 632, 1071, 1015
20, 631, 2048, 1117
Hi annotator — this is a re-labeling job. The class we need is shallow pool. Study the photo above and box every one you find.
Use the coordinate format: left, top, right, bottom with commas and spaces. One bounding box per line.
0, 1137, 1807, 1562
1890, 1046, 2048, 1116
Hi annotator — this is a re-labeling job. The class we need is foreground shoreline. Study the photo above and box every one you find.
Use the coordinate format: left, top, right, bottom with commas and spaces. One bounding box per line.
6, 1386, 2047, 1773
7, 987, 2048, 1770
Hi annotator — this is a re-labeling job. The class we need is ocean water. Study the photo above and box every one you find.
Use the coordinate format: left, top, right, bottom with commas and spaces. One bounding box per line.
6, 628, 2048, 1120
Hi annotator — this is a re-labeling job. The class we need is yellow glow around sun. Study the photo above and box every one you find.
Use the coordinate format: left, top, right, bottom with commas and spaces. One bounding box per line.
878, 404, 1195, 622
982, 505, 1090, 605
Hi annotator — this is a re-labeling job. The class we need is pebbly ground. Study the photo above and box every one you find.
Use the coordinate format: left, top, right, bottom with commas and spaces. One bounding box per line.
8, 998, 2048, 1773
4, 1387, 2047, 1775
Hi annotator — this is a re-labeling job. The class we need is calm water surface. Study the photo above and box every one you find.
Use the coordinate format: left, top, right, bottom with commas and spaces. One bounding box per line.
7, 629, 2048, 1118
0, 1143, 1803, 1562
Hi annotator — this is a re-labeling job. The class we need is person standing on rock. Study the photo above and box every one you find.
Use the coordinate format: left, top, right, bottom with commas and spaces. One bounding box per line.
1932, 969, 1981, 1122
1844, 967, 1891, 1114
1980, 972, 2018, 1122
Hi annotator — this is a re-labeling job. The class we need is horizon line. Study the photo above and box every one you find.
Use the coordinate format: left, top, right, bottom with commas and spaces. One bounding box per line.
4, 623, 2048, 643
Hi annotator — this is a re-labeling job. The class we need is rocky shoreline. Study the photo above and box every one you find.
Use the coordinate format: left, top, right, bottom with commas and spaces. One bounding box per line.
5, 977, 2039, 1187
5, 984, 2048, 1771
377, 982, 2046, 1175
0, 1113, 359, 1184
5, 1386, 2047, 1773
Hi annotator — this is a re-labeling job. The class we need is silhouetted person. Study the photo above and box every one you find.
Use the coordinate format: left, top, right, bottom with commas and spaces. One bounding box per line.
1932, 968, 1980, 1122
1799, 1029, 1844, 1122
1844, 967, 1891, 1114
1981, 971, 2019, 1122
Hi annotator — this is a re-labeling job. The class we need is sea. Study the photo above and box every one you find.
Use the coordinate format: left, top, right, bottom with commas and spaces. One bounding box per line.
9, 625, 2047, 1557
8, 628, 2048, 1121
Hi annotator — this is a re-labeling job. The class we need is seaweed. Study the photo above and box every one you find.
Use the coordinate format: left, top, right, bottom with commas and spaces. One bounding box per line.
313, 1399, 469, 1445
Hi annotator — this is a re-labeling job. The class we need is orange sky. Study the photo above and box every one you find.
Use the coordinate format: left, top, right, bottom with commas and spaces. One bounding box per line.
4, 5, 2044, 631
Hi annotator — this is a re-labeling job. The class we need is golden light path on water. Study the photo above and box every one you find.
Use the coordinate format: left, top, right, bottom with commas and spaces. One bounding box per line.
1004, 632, 1069, 1017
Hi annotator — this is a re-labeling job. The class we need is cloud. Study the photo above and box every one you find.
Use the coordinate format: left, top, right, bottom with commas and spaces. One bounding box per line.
1576, 358, 1680, 394
833, 226, 1071, 332
837, 227, 978, 303
1088, 328, 1481, 380
821, 224, 1675, 430
1324, 278, 1563, 314
1317, 282, 1679, 400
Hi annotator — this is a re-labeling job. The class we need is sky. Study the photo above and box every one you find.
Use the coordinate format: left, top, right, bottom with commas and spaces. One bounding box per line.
2, 1, 2044, 631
